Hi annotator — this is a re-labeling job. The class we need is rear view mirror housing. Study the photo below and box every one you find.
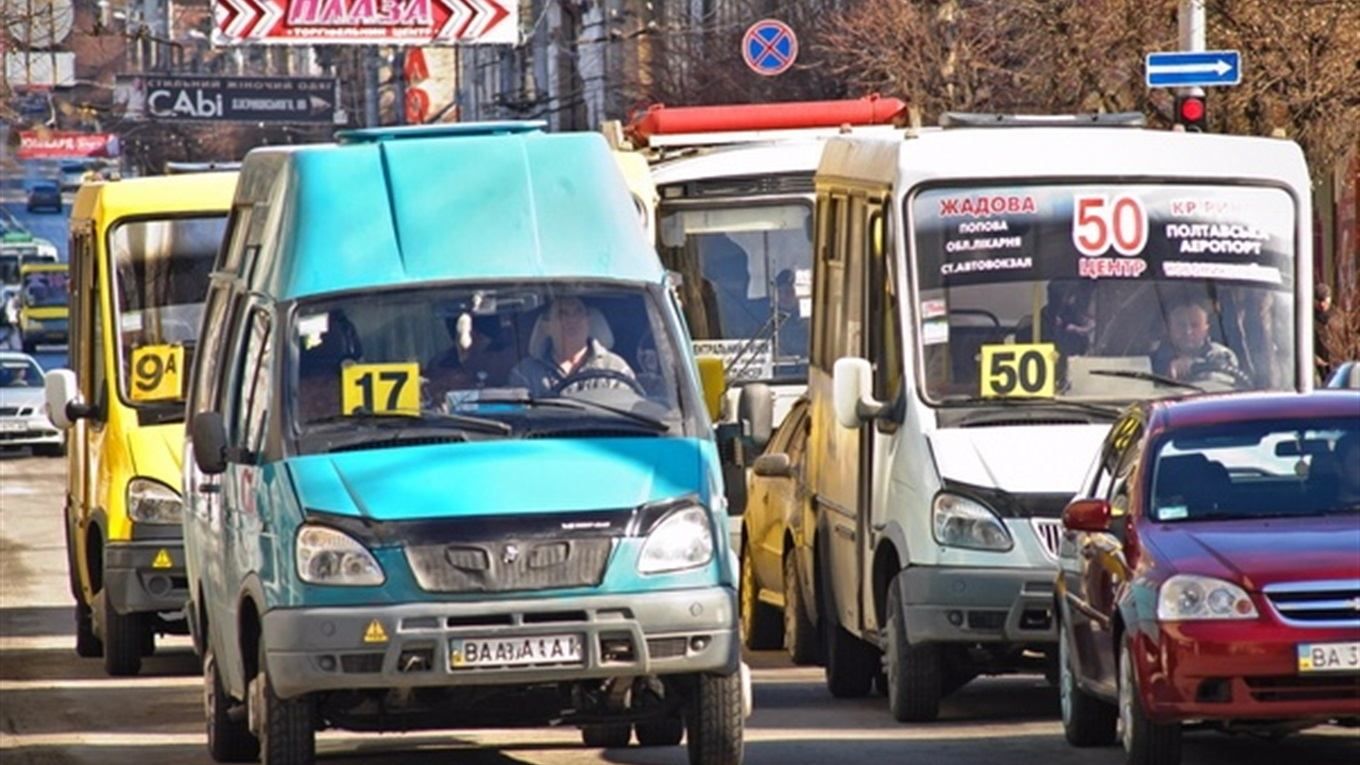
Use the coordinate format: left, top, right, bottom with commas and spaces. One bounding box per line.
752, 452, 793, 478
1063, 498, 1112, 533
832, 357, 884, 429
191, 412, 228, 475
43, 369, 85, 430
738, 383, 774, 450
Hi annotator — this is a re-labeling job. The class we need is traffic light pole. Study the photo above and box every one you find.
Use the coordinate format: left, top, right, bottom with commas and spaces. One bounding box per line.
1178, 0, 1206, 97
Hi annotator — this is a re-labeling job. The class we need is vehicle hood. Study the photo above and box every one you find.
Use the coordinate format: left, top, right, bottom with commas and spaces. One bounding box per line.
1144, 516, 1360, 589
125, 424, 186, 490
286, 437, 709, 522
928, 424, 1109, 494
0, 386, 45, 413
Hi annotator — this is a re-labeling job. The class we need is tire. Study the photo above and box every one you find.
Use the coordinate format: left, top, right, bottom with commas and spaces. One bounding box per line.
257, 641, 315, 765
822, 608, 878, 699
101, 590, 146, 676
783, 553, 820, 665
634, 715, 684, 747
685, 671, 744, 765
884, 575, 942, 721
1059, 622, 1117, 746
74, 601, 102, 658
1119, 639, 1181, 765
581, 723, 631, 748
739, 543, 782, 650
205, 648, 259, 762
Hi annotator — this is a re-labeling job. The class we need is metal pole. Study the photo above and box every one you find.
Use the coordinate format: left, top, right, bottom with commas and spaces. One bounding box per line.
393, 49, 407, 126
1178, 0, 1206, 97
364, 47, 380, 127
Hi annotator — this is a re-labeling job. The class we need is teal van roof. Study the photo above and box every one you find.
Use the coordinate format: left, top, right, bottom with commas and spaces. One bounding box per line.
250, 127, 660, 301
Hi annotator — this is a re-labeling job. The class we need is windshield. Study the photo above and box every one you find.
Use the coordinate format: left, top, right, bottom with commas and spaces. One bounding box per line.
1151, 418, 1360, 522
109, 215, 227, 406
0, 358, 43, 388
911, 184, 1297, 404
658, 201, 813, 382
1, 254, 55, 285
288, 282, 692, 453
21, 270, 68, 308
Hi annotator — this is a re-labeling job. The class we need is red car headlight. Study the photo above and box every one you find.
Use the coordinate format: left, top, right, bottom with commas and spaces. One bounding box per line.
1157, 574, 1259, 621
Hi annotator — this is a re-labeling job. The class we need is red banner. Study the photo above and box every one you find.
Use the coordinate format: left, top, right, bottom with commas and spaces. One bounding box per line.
18, 131, 119, 159
212, 0, 516, 46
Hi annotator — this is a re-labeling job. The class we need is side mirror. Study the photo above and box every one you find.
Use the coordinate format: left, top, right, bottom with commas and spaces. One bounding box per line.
43, 369, 84, 430
695, 354, 726, 422
832, 357, 884, 430
738, 383, 774, 450
752, 452, 793, 478
191, 412, 228, 475
1062, 498, 1112, 533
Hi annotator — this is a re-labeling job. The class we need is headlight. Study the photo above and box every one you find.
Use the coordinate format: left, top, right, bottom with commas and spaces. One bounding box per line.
296, 525, 385, 586
932, 492, 1014, 552
1157, 574, 1258, 621
638, 505, 714, 574
127, 478, 183, 525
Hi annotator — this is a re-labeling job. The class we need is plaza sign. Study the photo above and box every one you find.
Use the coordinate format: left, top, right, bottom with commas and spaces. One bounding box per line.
211, 0, 516, 45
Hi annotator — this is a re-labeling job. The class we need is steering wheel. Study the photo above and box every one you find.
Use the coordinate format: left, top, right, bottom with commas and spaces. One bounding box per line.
549, 368, 646, 396
1187, 360, 1253, 390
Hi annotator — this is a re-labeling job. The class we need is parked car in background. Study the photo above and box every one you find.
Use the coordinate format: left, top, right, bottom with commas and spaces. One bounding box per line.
1057, 392, 1360, 765
1326, 361, 1359, 390
738, 395, 820, 664
0, 352, 62, 455
26, 181, 63, 213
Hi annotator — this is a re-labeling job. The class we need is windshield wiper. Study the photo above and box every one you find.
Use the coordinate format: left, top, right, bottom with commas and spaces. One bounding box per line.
473, 394, 669, 432
1088, 369, 1205, 393
944, 396, 1122, 419
304, 410, 512, 436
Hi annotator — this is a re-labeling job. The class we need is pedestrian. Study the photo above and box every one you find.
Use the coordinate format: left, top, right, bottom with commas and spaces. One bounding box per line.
1314, 282, 1336, 383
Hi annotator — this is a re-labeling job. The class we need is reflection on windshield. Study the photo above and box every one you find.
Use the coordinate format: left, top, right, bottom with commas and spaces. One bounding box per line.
659, 203, 812, 381
289, 283, 689, 451
110, 215, 227, 404
1152, 419, 1360, 522
912, 184, 1297, 403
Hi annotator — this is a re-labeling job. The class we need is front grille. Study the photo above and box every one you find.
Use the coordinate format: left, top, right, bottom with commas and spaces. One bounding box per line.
0, 407, 22, 416
339, 653, 384, 673
1264, 580, 1360, 627
1245, 674, 1360, 703
646, 637, 688, 659
1031, 518, 1064, 560
406, 538, 614, 594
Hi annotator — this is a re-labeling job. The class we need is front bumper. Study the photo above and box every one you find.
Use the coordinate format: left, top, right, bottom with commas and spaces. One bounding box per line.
900, 565, 1057, 644
1136, 621, 1360, 722
0, 418, 62, 447
103, 541, 189, 615
262, 586, 739, 699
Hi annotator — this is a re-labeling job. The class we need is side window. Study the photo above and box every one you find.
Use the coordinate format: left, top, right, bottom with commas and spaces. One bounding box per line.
814, 193, 848, 370
235, 310, 273, 452
187, 286, 235, 425
1104, 418, 1144, 516
867, 204, 902, 402
217, 206, 251, 275
845, 196, 866, 359
87, 235, 107, 416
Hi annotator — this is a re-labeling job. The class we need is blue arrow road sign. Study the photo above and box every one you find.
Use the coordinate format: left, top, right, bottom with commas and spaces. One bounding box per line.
1145, 50, 1242, 88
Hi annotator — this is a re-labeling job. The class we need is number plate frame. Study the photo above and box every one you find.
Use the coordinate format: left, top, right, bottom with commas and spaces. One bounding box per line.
1296, 641, 1360, 674
449, 633, 585, 670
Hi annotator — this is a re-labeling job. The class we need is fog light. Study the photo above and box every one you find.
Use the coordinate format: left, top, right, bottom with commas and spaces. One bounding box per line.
146, 575, 172, 597
947, 610, 964, 627
689, 635, 711, 652
317, 655, 337, 672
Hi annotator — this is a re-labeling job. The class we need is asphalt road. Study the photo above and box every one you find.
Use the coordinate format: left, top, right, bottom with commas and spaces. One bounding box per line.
1, 453, 1355, 764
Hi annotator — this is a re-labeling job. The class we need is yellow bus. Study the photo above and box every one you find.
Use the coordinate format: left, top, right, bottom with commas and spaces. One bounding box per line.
44, 172, 236, 675
18, 261, 69, 352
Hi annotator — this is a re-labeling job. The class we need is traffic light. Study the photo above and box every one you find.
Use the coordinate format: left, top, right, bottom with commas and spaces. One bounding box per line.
1174, 94, 1208, 132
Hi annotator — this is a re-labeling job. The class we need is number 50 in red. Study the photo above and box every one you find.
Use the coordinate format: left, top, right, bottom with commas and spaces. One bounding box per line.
1073, 194, 1148, 257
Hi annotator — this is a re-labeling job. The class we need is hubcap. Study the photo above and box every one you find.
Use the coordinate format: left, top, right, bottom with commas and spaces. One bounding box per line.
1119, 645, 1134, 752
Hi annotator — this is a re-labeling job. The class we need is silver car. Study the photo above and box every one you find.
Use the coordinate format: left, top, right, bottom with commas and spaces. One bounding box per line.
0, 352, 62, 455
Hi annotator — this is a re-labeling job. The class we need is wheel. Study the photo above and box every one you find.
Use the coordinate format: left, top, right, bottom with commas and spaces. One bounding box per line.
783, 552, 820, 665
581, 723, 631, 748
1119, 638, 1181, 765
205, 647, 259, 762
141, 624, 157, 657
74, 601, 102, 658
685, 671, 744, 765
739, 543, 782, 650
256, 640, 315, 765
822, 606, 878, 699
101, 590, 146, 676
635, 715, 684, 747
884, 574, 942, 721
1059, 621, 1117, 746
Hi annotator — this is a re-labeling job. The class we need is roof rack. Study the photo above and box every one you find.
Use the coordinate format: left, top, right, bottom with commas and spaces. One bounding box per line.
336, 121, 546, 144
939, 112, 1146, 128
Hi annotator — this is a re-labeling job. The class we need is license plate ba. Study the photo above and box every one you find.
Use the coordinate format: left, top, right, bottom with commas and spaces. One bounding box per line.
450, 633, 583, 670
1297, 641, 1360, 674
0, 421, 25, 432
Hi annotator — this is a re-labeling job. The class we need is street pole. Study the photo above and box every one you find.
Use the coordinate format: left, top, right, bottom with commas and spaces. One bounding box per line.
364, 47, 380, 127
1178, 0, 1206, 97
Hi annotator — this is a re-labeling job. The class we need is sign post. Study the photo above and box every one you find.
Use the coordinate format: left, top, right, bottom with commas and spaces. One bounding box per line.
741, 19, 798, 77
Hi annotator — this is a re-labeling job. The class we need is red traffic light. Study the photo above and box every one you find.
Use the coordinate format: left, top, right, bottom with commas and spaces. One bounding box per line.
1175, 95, 1207, 131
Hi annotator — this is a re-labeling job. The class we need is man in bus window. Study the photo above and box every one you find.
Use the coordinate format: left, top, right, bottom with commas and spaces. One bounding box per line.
1150, 296, 1244, 385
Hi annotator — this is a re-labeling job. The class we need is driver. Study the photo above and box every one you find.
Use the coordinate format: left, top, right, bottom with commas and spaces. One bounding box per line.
1150, 296, 1244, 385
508, 297, 636, 396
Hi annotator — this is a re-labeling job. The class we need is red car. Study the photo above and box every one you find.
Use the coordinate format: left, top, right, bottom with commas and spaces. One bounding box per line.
1056, 391, 1360, 765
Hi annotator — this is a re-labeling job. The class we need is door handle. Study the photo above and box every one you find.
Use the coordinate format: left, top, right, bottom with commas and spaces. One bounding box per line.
198, 483, 221, 495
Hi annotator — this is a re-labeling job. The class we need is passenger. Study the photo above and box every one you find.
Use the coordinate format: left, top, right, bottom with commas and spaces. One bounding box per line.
428, 312, 516, 392
508, 297, 635, 396
1041, 281, 1096, 357
1314, 283, 1336, 383
297, 310, 361, 420
773, 268, 809, 357
1150, 296, 1244, 385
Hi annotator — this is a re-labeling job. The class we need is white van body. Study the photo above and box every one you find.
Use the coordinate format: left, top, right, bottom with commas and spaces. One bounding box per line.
808, 123, 1312, 720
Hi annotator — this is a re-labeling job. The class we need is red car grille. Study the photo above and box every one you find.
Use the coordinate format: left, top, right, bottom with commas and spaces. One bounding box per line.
1263, 580, 1360, 628
1244, 674, 1360, 703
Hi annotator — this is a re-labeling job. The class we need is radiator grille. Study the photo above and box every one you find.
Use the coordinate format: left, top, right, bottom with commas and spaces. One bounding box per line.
1264, 580, 1360, 628
406, 538, 613, 594
1031, 518, 1064, 560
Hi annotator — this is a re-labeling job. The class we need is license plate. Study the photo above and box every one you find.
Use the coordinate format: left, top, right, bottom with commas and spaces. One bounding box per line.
450, 634, 583, 670
0, 422, 25, 432
1297, 641, 1360, 674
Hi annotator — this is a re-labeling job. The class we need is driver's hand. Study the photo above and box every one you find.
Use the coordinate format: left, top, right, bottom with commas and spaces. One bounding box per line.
1169, 357, 1193, 380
